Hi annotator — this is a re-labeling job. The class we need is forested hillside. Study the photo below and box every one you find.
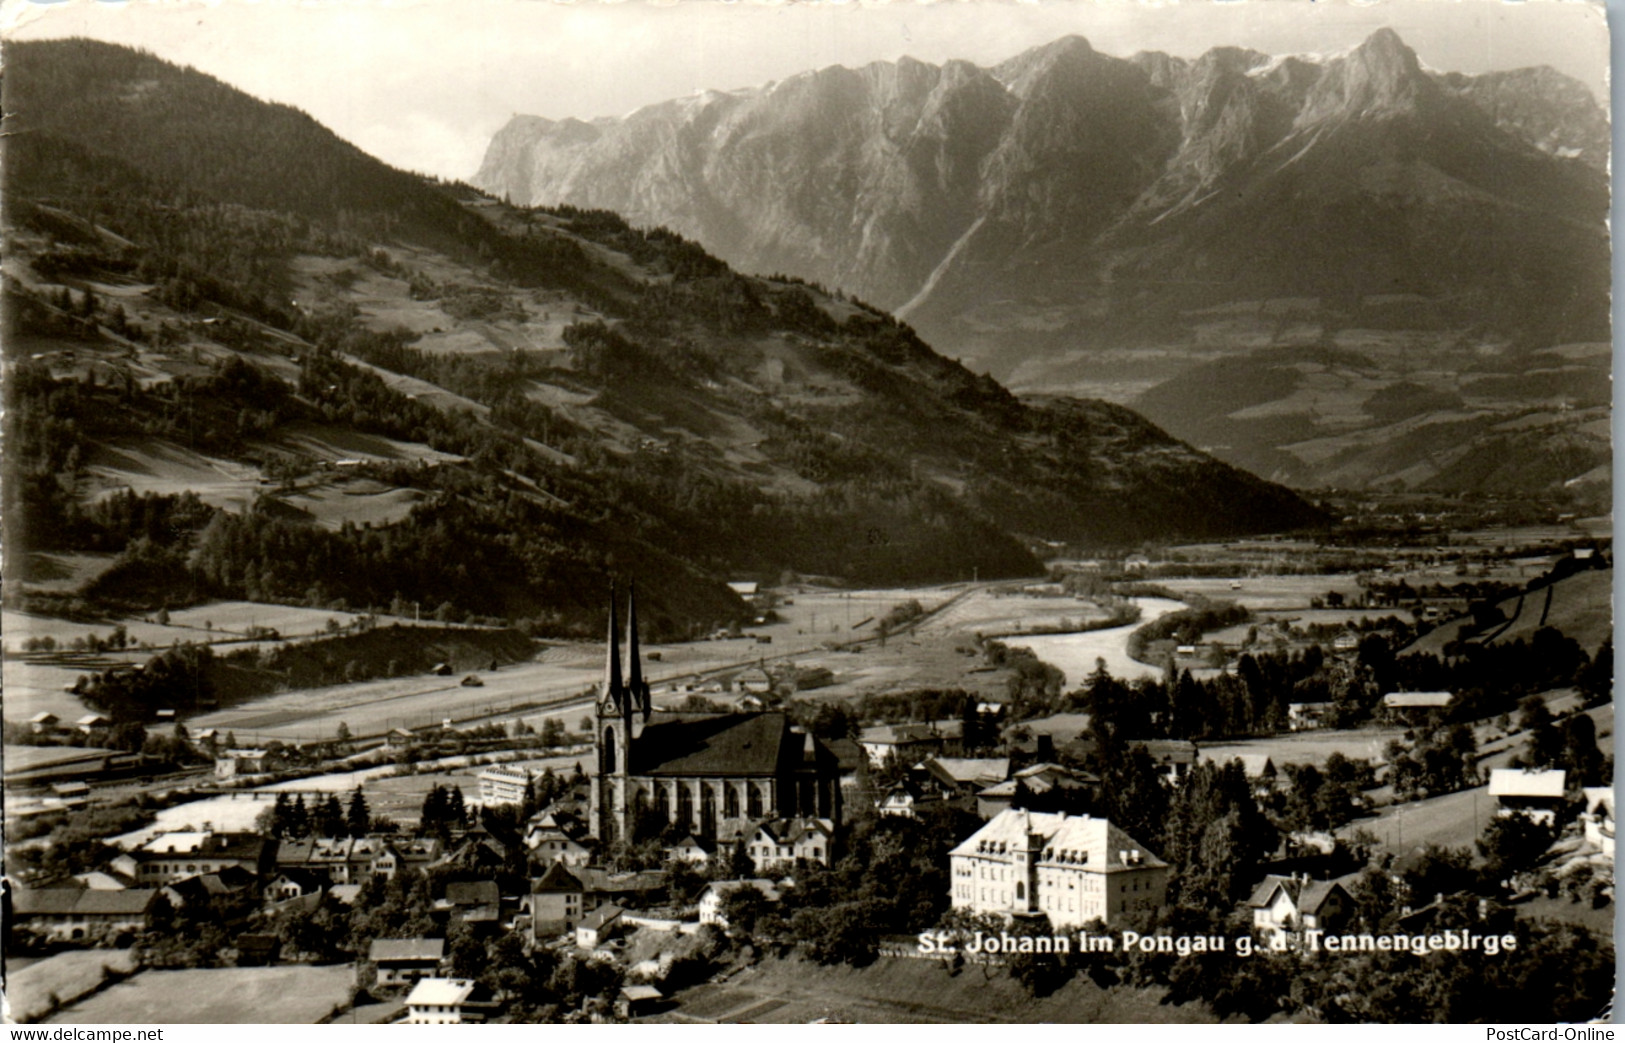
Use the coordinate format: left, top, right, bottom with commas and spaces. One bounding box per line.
3, 39, 1325, 636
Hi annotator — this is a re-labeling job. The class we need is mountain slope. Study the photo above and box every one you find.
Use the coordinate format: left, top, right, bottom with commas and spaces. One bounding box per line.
473, 29, 1609, 495
2, 38, 1326, 636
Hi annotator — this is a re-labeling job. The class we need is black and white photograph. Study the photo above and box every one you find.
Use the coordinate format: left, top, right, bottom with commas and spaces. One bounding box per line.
0, 0, 1614, 1026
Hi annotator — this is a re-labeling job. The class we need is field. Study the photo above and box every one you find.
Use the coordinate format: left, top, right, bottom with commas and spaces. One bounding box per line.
657, 955, 1223, 1024
1156, 574, 1365, 611
1197, 727, 1405, 771
1004, 597, 1183, 686
6, 949, 139, 1024
1404, 567, 1613, 657
81, 436, 261, 511
48, 964, 356, 1024
1337, 783, 1500, 857
914, 587, 1115, 637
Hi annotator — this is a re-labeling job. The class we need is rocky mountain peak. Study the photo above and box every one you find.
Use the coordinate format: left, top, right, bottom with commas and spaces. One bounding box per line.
1300, 26, 1435, 124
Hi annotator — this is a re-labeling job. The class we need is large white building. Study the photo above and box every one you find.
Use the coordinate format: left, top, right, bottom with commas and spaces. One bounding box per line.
949, 810, 1168, 928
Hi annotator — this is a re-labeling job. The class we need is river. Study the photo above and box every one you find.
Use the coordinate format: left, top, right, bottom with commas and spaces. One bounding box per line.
1002, 596, 1185, 687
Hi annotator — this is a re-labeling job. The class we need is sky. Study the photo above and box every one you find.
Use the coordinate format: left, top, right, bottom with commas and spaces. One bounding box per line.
3, 0, 1611, 180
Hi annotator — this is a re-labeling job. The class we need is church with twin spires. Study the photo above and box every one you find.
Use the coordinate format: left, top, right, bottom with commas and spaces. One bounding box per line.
590, 584, 843, 844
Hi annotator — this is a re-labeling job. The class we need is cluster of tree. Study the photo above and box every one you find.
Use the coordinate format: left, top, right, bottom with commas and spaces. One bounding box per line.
1514, 694, 1609, 785
1266, 755, 1374, 833
418, 783, 471, 836
1387, 627, 1596, 724
254, 790, 371, 840
1385, 724, 1479, 801
75, 644, 215, 722
1124, 599, 1250, 664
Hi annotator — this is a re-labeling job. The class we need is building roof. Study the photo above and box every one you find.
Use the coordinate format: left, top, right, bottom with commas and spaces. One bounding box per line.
950, 810, 1167, 872
859, 722, 956, 746
1583, 787, 1614, 817
1382, 692, 1453, 709
573, 867, 666, 895
1488, 768, 1568, 799
14, 887, 158, 916
29, 712, 59, 724
923, 757, 1010, 787
532, 862, 584, 894
445, 880, 500, 907
753, 817, 834, 844
824, 738, 866, 772
1245, 874, 1350, 916
631, 712, 819, 777
620, 985, 663, 1002
370, 938, 445, 963
406, 978, 476, 1008
580, 903, 623, 930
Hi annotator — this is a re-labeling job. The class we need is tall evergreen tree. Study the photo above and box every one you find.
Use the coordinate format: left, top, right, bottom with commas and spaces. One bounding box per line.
347, 787, 371, 837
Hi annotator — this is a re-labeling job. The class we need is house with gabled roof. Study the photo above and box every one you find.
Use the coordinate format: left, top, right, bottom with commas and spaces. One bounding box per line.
1246, 874, 1354, 944
370, 938, 445, 985
746, 816, 835, 871
698, 878, 783, 928
665, 832, 715, 865
1488, 768, 1568, 825
920, 756, 1011, 797
528, 862, 585, 940
11, 887, 160, 942
575, 903, 623, 949
523, 810, 591, 866
404, 977, 498, 1024
439, 879, 501, 929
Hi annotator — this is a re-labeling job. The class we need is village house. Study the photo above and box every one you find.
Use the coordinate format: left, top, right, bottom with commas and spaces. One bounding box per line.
118, 831, 274, 884
161, 866, 257, 911
1246, 874, 1354, 945
919, 756, 1011, 799
665, 832, 714, 865
949, 810, 1168, 928
523, 810, 592, 866
698, 878, 782, 928
617, 985, 664, 1020
575, 904, 624, 949
746, 816, 836, 871
439, 880, 501, 930
876, 780, 940, 820
265, 866, 327, 903
1135, 740, 1198, 785
859, 722, 957, 767
1288, 702, 1335, 731
369, 938, 446, 985
975, 763, 1098, 820
528, 862, 585, 940
76, 714, 111, 734
28, 711, 60, 735
1582, 787, 1614, 856
11, 887, 160, 942
214, 748, 281, 779
1488, 768, 1568, 825
404, 977, 499, 1024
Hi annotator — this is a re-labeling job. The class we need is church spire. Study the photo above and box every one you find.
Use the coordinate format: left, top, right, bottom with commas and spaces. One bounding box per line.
625, 582, 642, 693
604, 581, 623, 698
626, 582, 650, 719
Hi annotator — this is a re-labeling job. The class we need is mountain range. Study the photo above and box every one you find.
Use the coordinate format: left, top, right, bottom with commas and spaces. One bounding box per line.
473, 29, 1611, 502
2, 39, 1326, 636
